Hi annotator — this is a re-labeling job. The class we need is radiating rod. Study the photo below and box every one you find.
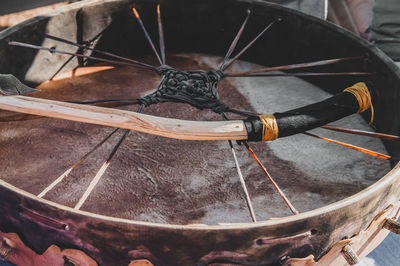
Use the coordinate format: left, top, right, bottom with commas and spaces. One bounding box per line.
222, 19, 280, 71
222, 112, 256, 222
243, 142, 299, 215
43, 33, 156, 70
38, 128, 120, 198
9, 41, 156, 71
303, 132, 392, 160
219, 10, 251, 70
48, 27, 107, 80
157, 4, 166, 65
74, 105, 144, 209
229, 139, 257, 222
228, 72, 373, 77
132, 8, 163, 65
321, 125, 400, 141
225, 56, 364, 77
74, 129, 129, 209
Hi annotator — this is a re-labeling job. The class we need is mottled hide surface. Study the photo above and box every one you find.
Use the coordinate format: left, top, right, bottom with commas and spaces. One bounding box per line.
0, 54, 390, 224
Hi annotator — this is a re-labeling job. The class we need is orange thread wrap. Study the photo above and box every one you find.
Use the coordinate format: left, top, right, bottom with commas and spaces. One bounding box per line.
344, 82, 374, 124
259, 114, 279, 141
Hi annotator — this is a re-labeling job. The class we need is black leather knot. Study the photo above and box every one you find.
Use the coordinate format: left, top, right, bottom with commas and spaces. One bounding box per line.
139, 68, 229, 113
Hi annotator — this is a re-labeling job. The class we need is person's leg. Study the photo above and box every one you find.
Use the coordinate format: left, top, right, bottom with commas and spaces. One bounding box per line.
347, 0, 375, 40
371, 0, 400, 61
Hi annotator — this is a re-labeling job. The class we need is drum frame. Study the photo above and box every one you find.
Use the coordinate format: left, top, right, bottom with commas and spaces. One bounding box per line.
0, 0, 400, 265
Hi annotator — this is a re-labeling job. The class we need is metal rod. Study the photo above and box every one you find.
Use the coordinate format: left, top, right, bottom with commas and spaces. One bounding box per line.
225, 56, 364, 77
303, 132, 393, 160
132, 8, 163, 66
9, 41, 156, 70
219, 10, 251, 70
321, 125, 400, 141
222, 19, 280, 71
243, 142, 299, 215
37, 128, 120, 198
157, 4, 166, 65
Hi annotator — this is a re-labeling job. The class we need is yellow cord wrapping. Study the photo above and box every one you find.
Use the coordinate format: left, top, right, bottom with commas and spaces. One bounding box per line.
343, 82, 374, 124
259, 114, 279, 141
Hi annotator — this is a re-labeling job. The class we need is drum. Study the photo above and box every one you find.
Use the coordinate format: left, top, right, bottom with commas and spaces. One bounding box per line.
0, 0, 399, 265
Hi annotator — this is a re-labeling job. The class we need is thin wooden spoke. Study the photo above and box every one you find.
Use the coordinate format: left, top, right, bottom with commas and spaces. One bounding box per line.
321, 125, 400, 141
74, 129, 129, 209
49, 27, 106, 80
43, 33, 156, 70
157, 4, 166, 65
222, 113, 256, 222
303, 132, 393, 160
37, 128, 120, 198
50, 54, 78, 80
227, 71, 373, 77
132, 8, 163, 65
225, 56, 363, 77
227, 107, 260, 117
219, 10, 251, 70
223, 112, 298, 215
221, 19, 280, 71
228, 139, 257, 222
68, 98, 141, 107
76, 8, 85, 67
243, 142, 299, 215
9, 41, 157, 71
74, 104, 145, 210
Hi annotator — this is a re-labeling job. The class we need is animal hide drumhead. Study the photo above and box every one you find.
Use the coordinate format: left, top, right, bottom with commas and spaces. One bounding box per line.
0, 54, 390, 224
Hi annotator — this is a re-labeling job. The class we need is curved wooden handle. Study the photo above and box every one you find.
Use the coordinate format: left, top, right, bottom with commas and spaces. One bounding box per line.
0, 95, 248, 141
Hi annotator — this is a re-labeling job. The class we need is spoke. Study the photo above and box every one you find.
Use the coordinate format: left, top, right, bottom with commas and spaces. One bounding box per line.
43, 33, 156, 70
157, 4, 166, 65
219, 10, 251, 70
37, 128, 120, 198
227, 107, 260, 117
303, 132, 393, 160
49, 28, 105, 80
228, 139, 257, 222
132, 8, 163, 66
50, 55, 76, 80
321, 125, 400, 141
227, 72, 373, 77
243, 142, 299, 215
74, 129, 129, 209
9, 41, 157, 71
222, 113, 256, 222
68, 98, 140, 107
74, 105, 144, 210
225, 56, 364, 77
221, 18, 280, 71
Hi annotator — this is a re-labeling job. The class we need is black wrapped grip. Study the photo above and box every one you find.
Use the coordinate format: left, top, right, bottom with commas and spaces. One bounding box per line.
245, 90, 366, 142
